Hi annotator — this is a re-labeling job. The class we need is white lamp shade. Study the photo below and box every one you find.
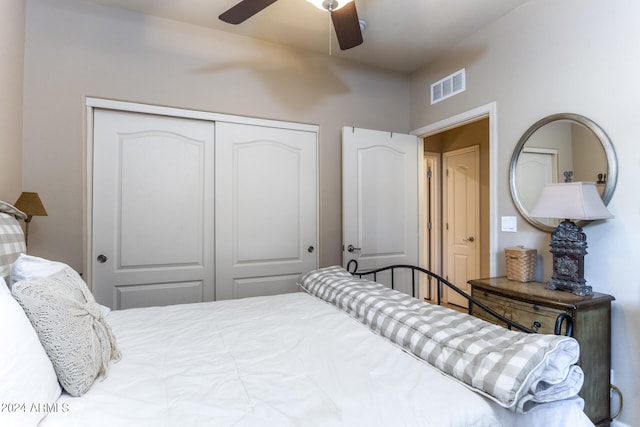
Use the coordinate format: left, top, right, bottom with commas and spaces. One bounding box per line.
529, 182, 613, 220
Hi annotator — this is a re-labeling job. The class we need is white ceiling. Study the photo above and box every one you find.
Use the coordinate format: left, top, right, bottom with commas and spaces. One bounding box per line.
79, 0, 530, 74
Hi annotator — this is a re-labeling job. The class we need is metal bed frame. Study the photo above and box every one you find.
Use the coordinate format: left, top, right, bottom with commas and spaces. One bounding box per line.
346, 260, 573, 337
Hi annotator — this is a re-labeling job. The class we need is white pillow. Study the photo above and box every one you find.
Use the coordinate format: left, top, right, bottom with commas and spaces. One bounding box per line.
0, 277, 61, 427
10, 254, 67, 285
11, 254, 111, 316
11, 267, 121, 397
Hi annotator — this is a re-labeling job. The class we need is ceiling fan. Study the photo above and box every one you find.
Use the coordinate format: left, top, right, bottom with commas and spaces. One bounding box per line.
219, 0, 364, 50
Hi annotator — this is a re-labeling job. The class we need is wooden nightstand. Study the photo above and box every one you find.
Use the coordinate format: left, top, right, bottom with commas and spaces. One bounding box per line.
467, 277, 614, 427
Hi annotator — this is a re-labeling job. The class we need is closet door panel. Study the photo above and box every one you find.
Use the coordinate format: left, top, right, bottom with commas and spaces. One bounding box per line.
215, 122, 318, 300
234, 142, 300, 261
119, 133, 204, 266
92, 109, 215, 309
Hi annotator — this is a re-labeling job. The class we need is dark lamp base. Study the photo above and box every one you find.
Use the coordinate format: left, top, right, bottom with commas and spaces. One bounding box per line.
546, 219, 594, 296
546, 278, 593, 296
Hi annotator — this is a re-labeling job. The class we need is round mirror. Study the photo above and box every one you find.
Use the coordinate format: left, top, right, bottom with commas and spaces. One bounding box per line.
509, 113, 617, 232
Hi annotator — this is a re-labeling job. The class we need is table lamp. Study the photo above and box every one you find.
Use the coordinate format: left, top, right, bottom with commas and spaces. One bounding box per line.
529, 182, 613, 296
14, 192, 48, 248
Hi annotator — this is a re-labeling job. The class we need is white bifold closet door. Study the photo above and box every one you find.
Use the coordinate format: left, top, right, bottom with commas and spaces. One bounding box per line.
214, 122, 318, 300
91, 109, 317, 309
92, 109, 215, 310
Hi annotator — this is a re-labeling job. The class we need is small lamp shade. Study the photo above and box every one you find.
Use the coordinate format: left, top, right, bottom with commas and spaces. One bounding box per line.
14, 192, 48, 220
14, 192, 47, 250
529, 182, 613, 221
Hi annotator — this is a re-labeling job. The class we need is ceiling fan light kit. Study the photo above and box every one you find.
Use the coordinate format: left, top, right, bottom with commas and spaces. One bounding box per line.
306, 0, 353, 12
219, 0, 363, 51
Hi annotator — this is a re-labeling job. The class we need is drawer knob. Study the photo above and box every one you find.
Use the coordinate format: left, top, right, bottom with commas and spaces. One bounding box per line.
532, 321, 542, 331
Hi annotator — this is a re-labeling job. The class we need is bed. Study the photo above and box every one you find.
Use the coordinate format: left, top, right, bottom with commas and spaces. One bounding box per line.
0, 204, 593, 427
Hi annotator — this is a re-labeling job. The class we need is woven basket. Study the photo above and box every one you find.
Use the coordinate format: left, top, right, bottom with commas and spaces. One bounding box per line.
505, 246, 537, 282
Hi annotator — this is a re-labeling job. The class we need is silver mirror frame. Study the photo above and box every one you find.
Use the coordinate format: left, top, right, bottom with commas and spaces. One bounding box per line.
509, 113, 618, 232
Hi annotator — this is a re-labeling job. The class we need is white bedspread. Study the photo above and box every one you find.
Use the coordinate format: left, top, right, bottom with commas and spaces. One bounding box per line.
39, 293, 593, 427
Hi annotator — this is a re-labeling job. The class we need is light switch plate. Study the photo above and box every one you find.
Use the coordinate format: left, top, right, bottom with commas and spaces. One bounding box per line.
501, 216, 517, 232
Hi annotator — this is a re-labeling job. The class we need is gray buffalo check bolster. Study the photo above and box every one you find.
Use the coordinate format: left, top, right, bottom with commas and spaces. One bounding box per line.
0, 212, 27, 283
299, 266, 585, 413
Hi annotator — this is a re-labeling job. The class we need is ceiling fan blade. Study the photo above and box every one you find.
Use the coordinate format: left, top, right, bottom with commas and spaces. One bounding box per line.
219, 0, 278, 25
331, 2, 363, 50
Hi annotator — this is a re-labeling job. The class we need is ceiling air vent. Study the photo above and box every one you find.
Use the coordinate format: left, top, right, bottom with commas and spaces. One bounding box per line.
431, 68, 466, 105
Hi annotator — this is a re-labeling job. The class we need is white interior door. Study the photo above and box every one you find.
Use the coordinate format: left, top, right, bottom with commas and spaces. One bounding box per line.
443, 146, 479, 308
92, 109, 215, 310
215, 122, 318, 300
342, 127, 420, 295
516, 148, 558, 226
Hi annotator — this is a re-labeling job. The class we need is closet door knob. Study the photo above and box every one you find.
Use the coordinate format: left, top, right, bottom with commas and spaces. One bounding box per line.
97, 254, 107, 263
307, 246, 315, 253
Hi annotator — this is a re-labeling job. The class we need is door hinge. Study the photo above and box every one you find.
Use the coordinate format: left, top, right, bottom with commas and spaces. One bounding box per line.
426, 170, 432, 179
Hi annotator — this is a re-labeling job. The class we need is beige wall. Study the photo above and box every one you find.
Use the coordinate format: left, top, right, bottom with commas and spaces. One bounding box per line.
21, 0, 410, 269
0, 0, 25, 201
411, 1, 640, 425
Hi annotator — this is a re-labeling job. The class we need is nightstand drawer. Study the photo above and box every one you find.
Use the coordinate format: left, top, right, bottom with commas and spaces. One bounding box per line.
471, 288, 567, 334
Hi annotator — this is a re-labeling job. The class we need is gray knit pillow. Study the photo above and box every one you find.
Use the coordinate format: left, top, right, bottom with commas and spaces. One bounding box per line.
11, 266, 121, 396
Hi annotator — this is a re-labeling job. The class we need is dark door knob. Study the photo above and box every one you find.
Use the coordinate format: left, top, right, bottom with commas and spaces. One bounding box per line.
97, 254, 107, 263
